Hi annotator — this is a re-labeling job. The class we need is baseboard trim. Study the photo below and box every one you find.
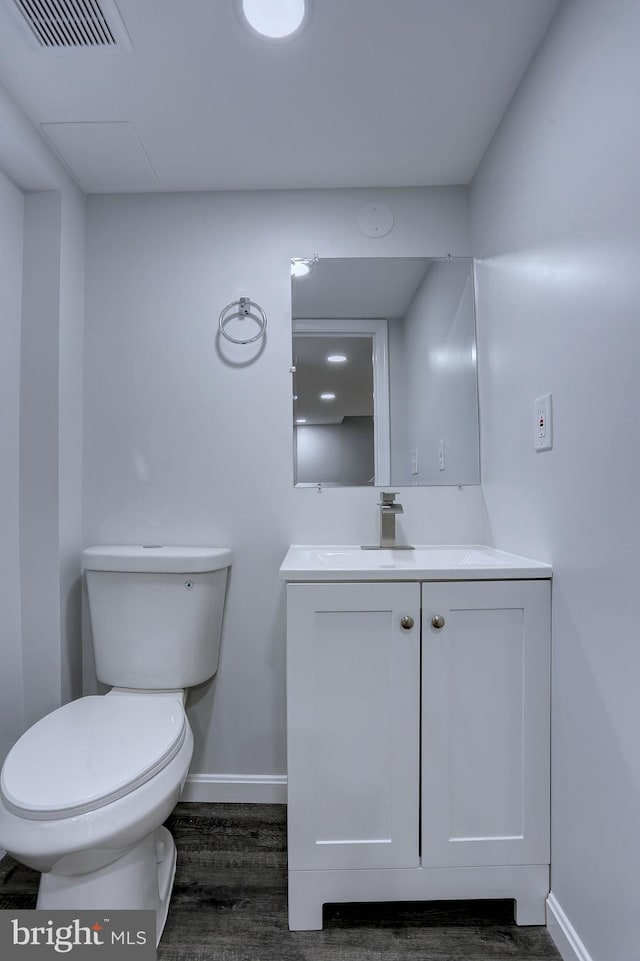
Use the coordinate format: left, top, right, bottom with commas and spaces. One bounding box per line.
547, 893, 593, 961
181, 773, 287, 804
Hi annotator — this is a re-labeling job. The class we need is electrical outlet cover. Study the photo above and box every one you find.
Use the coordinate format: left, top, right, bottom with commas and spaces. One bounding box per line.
534, 394, 553, 451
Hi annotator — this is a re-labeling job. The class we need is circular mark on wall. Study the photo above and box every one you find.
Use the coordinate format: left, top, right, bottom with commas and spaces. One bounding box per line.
356, 202, 394, 238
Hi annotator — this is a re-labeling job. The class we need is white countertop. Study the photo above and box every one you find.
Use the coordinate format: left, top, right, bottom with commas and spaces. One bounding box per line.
279, 545, 552, 581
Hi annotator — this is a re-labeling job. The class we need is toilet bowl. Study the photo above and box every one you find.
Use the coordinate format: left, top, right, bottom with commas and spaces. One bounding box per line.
0, 546, 231, 946
0, 691, 193, 942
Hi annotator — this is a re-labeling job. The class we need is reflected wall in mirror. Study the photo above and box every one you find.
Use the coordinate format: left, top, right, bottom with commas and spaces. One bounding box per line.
291, 257, 480, 487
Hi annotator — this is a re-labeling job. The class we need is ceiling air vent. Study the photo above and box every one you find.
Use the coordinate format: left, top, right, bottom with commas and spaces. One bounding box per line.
10, 0, 131, 48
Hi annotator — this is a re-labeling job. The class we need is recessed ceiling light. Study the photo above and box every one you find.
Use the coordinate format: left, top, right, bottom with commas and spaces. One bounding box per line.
320, 392, 336, 401
240, 0, 310, 41
327, 354, 347, 364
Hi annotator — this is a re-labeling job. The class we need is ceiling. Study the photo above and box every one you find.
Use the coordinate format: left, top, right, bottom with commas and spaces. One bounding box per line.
0, 0, 560, 194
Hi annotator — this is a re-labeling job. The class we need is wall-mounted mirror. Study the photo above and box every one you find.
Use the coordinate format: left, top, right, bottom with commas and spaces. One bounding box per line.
291, 256, 480, 487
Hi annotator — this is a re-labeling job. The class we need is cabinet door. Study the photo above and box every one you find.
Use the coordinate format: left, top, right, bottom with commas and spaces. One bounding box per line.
421, 579, 550, 868
287, 581, 420, 870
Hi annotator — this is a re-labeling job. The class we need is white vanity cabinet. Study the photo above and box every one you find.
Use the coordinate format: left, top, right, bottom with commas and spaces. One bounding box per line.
421, 580, 550, 872
286, 582, 421, 872
282, 547, 552, 931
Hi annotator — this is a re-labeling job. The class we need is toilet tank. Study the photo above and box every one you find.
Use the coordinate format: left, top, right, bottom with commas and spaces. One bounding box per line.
82, 546, 232, 690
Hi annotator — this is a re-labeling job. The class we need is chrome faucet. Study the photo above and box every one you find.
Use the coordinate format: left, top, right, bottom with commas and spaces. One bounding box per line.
362, 492, 414, 550
379, 492, 403, 547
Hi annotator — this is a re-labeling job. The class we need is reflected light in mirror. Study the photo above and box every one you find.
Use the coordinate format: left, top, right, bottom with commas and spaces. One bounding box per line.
291, 260, 310, 277
327, 354, 347, 363
320, 392, 336, 401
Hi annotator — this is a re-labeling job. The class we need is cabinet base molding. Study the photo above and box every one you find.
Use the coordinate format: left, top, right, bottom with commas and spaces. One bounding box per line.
288, 864, 549, 931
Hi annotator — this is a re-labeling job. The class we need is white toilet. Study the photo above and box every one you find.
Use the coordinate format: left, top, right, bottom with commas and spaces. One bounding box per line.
0, 545, 231, 944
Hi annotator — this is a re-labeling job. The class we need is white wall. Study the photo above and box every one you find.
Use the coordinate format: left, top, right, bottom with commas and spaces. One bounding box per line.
83, 186, 486, 791
0, 82, 85, 746
58, 187, 86, 706
19, 188, 86, 729
0, 169, 25, 764
20, 192, 64, 731
470, 1, 640, 959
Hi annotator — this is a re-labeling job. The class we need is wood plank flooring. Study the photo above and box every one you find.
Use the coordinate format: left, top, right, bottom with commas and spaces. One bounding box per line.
0, 803, 561, 960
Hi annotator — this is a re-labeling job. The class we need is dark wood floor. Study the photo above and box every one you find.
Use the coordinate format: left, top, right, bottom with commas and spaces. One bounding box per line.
0, 803, 561, 960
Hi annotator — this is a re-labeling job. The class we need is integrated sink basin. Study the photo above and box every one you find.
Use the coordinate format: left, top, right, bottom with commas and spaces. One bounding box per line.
279, 545, 552, 581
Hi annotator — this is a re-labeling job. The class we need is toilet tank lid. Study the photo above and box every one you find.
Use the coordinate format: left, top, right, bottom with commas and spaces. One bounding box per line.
83, 545, 232, 573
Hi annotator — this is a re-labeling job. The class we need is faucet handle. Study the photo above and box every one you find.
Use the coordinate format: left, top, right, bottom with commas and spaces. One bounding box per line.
379, 491, 400, 505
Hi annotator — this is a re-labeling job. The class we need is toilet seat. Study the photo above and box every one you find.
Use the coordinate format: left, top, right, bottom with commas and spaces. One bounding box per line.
1, 695, 187, 821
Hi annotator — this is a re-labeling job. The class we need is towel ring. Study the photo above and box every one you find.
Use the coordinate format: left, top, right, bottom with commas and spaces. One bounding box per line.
219, 297, 267, 345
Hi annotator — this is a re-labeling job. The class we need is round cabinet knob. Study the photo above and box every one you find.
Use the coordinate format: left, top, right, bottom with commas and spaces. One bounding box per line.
431, 614, 446, 630
400, 615, 415, 630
